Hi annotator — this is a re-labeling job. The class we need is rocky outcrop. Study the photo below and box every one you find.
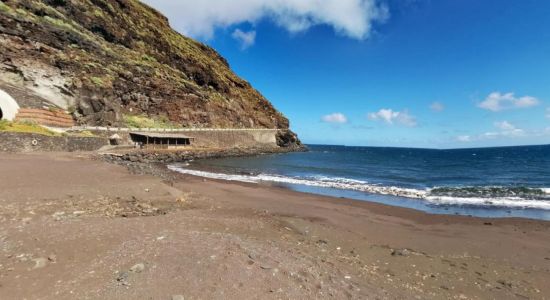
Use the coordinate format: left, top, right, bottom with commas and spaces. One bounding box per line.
101, 146, 306, 164
276, 129, 303, 149
0, 0, 302, 148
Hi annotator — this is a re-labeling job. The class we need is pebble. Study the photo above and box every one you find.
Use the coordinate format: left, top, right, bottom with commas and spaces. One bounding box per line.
130, 263, 145, 273
32, 257, 48, 269
48, 254, 57, 262
391, 248, 411, 257
116, 271, 129, 285
52, 211, 65, 221
171, 295, 185, 300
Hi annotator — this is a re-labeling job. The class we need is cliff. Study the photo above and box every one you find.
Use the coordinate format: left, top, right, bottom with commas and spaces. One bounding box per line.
0, 0, 301, 147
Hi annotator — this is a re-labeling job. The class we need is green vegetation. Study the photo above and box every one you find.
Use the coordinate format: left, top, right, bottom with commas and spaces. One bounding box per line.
123, 114, 180, 129
15, 8, 28, 16
35, 1, 66, 18
42, 15, 76, 31
0, 120, 59, 136
0, 1, 13, 13
93, 9, 103, 18
90, 76, 104, 86
47, 106, 60, 113
141, 54, 157, 63
89, 75, 114, 88
85, 62, 99, 69
67, 105, 76, 114
75, 130, 96, 137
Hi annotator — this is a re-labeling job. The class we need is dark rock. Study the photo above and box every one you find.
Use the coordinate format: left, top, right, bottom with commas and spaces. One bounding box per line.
116, 271, 129, 285
391, 248, 411, 257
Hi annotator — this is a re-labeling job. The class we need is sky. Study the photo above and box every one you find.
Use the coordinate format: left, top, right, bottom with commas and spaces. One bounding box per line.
143, 0, 550, 149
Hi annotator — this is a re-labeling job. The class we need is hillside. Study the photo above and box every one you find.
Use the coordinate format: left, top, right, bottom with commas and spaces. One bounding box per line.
0, 0, 300, 146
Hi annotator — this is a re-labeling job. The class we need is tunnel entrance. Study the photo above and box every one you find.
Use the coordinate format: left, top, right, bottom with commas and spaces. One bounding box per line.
0, 88, 20, 121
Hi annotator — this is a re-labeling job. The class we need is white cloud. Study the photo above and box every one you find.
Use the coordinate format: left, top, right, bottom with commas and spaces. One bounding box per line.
488, 121, 525, 137
478, 92, 540, 112
321, 112, 348, 123
546, 108, 550, 119
459, 121, 526, 142
142, 0, 389, 40
368, 108, 417, 127
232, 29, 256, 49
430, 102, 444, 112
494, 120, 515, 131
456, 135, 471, 142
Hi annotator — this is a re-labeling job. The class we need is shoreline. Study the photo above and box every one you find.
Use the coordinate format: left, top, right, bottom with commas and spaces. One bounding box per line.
102, 149, 550, 223
1, 152, 550, 299
166, 158, 550, 221
102, 148, 550, 223
167, 165, 550, 225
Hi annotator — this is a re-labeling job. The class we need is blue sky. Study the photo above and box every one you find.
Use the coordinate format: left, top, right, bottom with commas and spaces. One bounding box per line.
145, 0, 550, 148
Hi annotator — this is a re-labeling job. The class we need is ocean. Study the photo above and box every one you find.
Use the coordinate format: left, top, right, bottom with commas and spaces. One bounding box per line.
168, 144, 550, 220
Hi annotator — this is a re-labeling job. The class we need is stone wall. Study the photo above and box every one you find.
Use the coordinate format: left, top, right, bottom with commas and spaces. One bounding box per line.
81, 128, 279, 148
185, 130, 276, 147
0, 132, 108, 152
102, 146, 302, 164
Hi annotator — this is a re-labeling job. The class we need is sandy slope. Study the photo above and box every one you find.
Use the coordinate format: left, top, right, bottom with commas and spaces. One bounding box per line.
1, 153, 549, 299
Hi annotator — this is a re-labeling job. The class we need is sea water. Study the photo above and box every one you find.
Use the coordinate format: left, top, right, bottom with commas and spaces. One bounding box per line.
168, 144, 550, 220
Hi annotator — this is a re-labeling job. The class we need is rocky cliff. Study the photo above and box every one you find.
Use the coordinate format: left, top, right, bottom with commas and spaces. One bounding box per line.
0, 0, 301, 146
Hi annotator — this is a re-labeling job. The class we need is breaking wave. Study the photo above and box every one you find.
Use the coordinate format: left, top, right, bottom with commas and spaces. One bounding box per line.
167, 164, 550, 210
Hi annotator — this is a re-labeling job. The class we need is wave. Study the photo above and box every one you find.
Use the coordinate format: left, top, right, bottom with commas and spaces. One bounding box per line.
167, 164, 550, 210
429, 186, 549, 199
167, 165, 427, 198
424, 196, 550, 210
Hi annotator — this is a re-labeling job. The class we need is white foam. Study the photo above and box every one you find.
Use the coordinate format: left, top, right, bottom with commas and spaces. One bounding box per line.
167, 166, 258, 183
168, 164, 428, 198
167, 164, 550, 210
425, 196, 550, 210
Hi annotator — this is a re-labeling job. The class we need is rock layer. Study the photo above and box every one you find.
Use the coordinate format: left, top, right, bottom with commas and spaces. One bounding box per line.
0, 0, 300, 147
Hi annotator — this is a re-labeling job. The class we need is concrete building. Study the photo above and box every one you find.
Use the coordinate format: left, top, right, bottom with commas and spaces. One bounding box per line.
129, 132, 195, 149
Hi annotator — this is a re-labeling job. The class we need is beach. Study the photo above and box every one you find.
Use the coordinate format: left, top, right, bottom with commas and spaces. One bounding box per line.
1, 153, 550, 299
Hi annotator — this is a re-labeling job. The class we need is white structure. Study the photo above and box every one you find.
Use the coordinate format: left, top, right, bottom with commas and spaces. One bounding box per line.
0, 89, 20, 121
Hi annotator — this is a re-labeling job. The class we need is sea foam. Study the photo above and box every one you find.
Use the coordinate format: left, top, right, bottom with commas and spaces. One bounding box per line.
167, 164, 550, 210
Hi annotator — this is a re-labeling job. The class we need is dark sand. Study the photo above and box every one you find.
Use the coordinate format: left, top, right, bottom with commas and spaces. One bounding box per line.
1, 153, 550, 299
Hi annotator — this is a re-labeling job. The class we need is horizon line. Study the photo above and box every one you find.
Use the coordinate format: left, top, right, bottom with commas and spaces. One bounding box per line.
304, 143, 550, 151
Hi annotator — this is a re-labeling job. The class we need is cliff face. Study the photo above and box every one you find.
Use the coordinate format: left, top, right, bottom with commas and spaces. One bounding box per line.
0, 0, 300, 145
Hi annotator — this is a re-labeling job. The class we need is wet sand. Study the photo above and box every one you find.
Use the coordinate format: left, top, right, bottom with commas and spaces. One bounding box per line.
1, 153, 550, 299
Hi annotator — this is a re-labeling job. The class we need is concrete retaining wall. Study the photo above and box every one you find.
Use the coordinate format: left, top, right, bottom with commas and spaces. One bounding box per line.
82, 128, 279, 148
185, 130, 276, 147
0, 132, 108, 152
